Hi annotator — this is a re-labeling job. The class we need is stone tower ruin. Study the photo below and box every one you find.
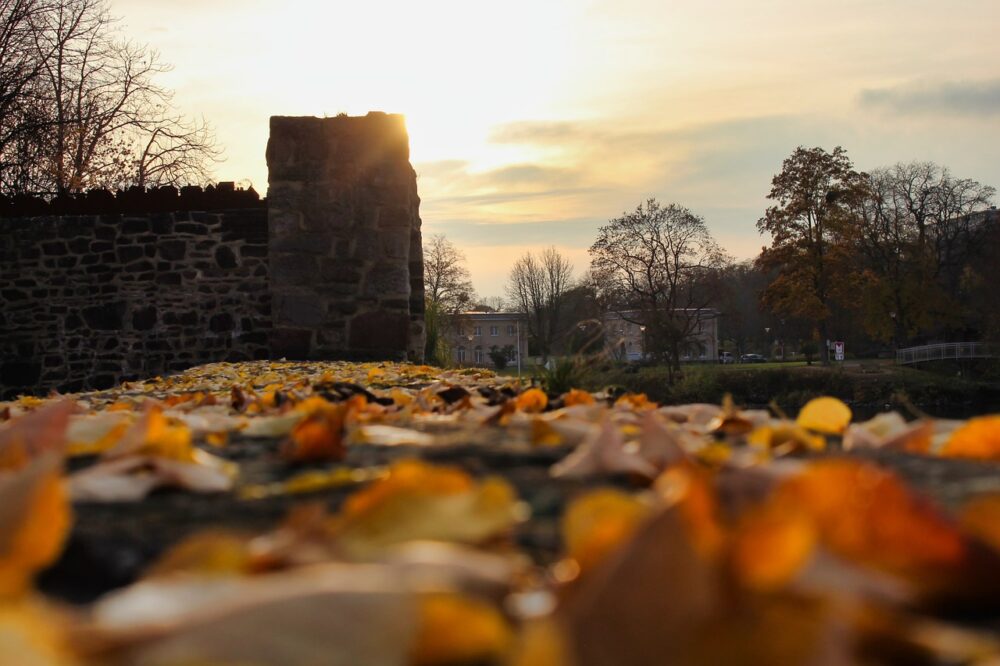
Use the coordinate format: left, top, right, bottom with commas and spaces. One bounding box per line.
266, 112, 425, 361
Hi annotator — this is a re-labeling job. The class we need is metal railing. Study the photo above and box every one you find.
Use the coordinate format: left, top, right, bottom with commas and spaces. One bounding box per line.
896, 341, 996, 365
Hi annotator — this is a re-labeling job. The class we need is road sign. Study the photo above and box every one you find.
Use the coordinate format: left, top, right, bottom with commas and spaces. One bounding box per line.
834, 341, 845, 361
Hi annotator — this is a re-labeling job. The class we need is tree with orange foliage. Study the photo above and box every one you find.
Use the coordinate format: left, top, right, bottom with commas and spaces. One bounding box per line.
756, 147, 867, 363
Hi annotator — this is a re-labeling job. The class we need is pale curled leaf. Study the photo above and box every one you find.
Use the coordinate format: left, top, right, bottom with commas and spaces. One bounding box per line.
69, 452, 235, 502
85, 565, 418, 666
551, 419, 657, 479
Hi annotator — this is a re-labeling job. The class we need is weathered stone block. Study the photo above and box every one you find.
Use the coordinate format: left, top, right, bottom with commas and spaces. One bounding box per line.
132, 306, 157, 331
215, 245, 239, 269
276, 293, 326, 328
270, 327, 313, 359
348, 310, 409, 352
82, 302, 125, 330
159, 240, 187, 261
363, 264, 410, 298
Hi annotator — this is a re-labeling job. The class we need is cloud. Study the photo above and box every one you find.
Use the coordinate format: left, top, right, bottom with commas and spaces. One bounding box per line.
859, 79, 1000, 116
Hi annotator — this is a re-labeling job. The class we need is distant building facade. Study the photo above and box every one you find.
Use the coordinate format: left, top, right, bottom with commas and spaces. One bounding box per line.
447, 311, 527, 368
603, 309, 720, 362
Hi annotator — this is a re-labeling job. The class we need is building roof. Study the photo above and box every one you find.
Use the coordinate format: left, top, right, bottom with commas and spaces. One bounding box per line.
456, 311, 527, 320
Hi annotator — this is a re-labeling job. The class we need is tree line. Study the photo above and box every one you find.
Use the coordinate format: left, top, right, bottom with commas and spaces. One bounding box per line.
0, 0, 220, 196
424, 147, 997, 369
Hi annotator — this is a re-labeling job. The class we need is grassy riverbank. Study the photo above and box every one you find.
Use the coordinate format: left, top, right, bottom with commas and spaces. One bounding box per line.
507, 360, 1000, 417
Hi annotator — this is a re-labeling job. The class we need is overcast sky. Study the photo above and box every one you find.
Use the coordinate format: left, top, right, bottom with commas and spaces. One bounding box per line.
118, 0, 1000, 297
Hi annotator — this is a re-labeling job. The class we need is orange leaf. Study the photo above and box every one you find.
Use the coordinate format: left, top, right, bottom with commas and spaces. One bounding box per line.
410, 593, 512, 666
516, 388, 548, 413
773, 460, 965, 582
942, 415, 1000, 461
563, 389, 595, 407
281, 411, 346, 463
562, 489, 650, 574
614, 393, 657, 410
731, 501, 816, 590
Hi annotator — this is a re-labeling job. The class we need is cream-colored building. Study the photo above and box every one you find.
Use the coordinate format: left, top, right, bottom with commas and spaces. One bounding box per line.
604, 309, 720, 362
447, 311, 527, 368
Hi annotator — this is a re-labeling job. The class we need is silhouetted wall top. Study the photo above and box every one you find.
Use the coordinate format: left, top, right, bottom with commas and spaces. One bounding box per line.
0, 182, 263, 218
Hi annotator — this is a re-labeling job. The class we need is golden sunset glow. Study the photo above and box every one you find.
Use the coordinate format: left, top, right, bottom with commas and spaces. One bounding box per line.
121, 0, 1000, 295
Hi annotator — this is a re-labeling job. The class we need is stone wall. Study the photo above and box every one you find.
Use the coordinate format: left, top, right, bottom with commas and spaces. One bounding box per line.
267, 112, 425, 361
0, 206, 270, 398
0, 111, 427, 397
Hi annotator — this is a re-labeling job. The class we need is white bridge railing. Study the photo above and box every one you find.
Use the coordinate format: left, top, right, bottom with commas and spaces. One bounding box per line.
896, 342, 996, 365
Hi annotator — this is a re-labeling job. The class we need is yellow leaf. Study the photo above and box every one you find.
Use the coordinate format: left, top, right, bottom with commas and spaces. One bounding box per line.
748, 423, 825, 454
0, 601, 78, 666
410, 593, 512, 665
0, 457, 72, 599
332, 460, 521, 558
146, 531, 253, 577
531, 419, 564, 447
796, 397, 852, 435
508, 618, 574, 666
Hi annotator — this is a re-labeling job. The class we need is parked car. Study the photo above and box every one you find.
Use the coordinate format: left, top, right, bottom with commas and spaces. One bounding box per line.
741, 353, 767, 363
719, 352, 735, 364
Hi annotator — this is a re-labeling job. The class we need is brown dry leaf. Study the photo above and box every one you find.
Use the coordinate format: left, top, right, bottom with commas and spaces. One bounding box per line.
0, 454, 72, 598
560, 505, 718, 666
842, 412, 932, 454
637, 411, 692, 470
331, 460, 523, 559
959, 494, 1000, 553
558, 496, 850, 666
0, 401, 76, 469
410, 593, 512, 666
84, 565, 418, 666
561, 489, 651, 575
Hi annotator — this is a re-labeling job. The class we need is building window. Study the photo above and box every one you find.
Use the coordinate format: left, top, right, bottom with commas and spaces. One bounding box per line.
473, 326, 482, 336
489, 325, 499, 336
474, 346, 483, 364
457, 346, 466, 363
507, 324, 515, 335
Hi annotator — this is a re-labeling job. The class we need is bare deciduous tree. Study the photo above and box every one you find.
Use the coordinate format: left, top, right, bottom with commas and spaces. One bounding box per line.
423, 233, 475, 313
505, 246, 573, 362
0, 0, 221, 194
591, 198, 727, 377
